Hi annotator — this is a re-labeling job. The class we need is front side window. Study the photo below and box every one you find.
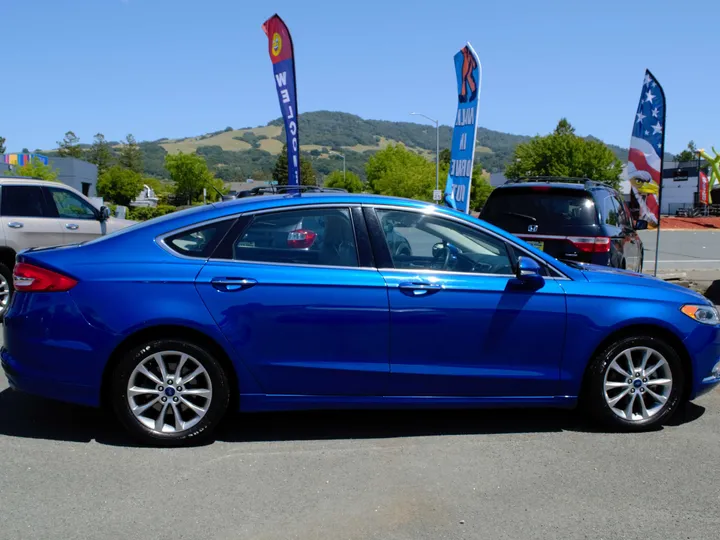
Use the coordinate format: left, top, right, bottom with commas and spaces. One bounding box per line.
231, 208, 358, 267
50, 188, 97, 220
0, 185, 49, 218
376, 209, 514, 275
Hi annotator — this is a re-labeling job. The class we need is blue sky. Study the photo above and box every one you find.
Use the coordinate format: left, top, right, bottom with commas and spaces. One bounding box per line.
3, 0, 718, 156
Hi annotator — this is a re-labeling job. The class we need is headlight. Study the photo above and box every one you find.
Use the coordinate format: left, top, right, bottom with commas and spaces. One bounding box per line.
680, 304, 720, 325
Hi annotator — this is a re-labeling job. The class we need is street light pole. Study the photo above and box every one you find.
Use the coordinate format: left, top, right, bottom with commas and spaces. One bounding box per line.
330, 151, 346, 184
410, 112, 439, 202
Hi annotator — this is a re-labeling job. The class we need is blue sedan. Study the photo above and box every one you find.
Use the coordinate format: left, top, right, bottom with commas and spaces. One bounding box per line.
2, 193, 719, 445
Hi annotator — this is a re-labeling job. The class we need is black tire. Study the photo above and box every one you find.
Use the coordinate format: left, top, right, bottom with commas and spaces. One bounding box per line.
0, 262, 14, 320
586, 335, 684, 431
110, 339, 231, 446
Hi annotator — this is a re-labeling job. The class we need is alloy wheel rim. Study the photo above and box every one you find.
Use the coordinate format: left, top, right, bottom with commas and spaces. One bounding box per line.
603, 346, 673, 422
127, 351, 213, 434
0, 273, 10, 311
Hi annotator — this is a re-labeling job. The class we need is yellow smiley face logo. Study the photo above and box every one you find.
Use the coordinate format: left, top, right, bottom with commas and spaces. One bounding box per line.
272, 33, 282, 57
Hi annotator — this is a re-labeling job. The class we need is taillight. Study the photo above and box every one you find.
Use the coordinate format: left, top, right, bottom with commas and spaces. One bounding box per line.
287, 229, 317, 249
568, 236, 611, 253
13, 263, 78, 292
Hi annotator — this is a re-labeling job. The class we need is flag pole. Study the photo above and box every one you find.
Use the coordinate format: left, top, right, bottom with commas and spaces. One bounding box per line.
650, 70, 667, 278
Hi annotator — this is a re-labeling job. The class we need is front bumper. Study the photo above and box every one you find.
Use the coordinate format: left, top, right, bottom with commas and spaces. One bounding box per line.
685, 324, 720, 400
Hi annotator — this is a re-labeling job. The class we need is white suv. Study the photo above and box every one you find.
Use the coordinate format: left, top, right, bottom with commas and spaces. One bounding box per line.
0, 177, 136, 316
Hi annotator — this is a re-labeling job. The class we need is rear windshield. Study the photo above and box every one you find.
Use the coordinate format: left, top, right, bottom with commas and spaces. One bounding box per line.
481, 188, 599, 236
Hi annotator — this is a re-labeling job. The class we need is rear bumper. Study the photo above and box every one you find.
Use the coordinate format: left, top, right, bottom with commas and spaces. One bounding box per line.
2, 353, 99, 406
1, 291, 119, 408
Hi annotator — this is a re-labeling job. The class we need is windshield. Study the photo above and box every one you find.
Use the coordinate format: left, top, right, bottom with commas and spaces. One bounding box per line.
481, 188, 600, 236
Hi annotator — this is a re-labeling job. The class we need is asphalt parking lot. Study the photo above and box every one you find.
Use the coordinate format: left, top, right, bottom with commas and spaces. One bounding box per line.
2, 327, 720, 539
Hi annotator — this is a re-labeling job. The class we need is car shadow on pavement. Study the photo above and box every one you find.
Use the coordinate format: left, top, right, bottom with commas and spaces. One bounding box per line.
0, 388, 706, 447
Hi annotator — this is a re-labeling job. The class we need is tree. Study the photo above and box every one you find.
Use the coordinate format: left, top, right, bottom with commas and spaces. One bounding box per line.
0, 136, 6, 154
325, 170, 363, 192
97, 166, 144, 206
21, 148, 29, 153
7, 157, 59, 181
165, 152, 222, 203
675, 140, 698, 163
366, 144, 435, 200
504, 118, 622, 190
300, 156, 316, 186
57, 131, 83, 158
119, 134, 143, 173
273, 144, 317, 185
86, 133, 114, 176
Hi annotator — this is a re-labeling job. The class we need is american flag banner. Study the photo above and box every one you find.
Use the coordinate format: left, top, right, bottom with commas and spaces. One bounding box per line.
627, 70, 666, 227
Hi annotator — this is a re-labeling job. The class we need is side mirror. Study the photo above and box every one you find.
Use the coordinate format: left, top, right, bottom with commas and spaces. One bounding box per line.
515, 256, 544, 288
99, 206, 111, 222
634, 219, 648, 231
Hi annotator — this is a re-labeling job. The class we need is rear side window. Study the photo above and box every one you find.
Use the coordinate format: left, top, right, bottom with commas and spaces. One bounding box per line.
230, 208, 358, 267
481, 188, 599, 236
1, 185, 50, 218
165, 220, 233, 258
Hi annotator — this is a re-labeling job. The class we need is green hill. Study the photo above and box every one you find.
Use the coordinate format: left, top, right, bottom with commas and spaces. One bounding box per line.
54, 111, 649, 182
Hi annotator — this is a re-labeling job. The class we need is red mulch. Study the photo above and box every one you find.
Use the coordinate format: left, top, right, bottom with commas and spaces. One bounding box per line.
660, 217, 720, 230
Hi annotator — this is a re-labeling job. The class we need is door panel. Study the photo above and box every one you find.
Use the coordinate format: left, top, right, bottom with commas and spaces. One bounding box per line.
382, 271, 567, 397
0, 185, 65, 250
195, 262, 390, 395
195, 206, 389, 396
370, 207, 567, 398
46, 187, 103, 243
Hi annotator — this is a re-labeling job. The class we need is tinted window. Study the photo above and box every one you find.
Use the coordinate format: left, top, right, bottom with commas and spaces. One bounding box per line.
601, 194, 620, 227
0, 185, 49, 217
614, 195, 631, 228
165, 220, 233, 258
50, 188, 97, 220
376, 209, 514, 275
481, 188, 599, 236
232, 208, 358, 267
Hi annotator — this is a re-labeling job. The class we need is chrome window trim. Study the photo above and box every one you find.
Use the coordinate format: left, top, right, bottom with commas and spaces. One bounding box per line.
206, 258, 379, 272
156, 215, 239, 261
155, 201, 571, 280
366, 203, 571, 280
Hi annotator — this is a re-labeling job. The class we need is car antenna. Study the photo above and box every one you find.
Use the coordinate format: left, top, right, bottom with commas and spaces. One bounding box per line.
205, 179, 225, 205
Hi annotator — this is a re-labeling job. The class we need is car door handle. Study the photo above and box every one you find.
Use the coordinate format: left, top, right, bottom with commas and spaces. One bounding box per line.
65, 223, 79, 230
7, 222, 23, 229
398, 281, 442, 296
211, 277, 258, 292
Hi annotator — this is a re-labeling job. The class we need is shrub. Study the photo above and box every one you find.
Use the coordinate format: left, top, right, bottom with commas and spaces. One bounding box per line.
129, 204, 177, 221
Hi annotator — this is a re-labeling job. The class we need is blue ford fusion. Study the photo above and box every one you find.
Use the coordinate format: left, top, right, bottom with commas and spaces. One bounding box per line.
2, 193, 719, 445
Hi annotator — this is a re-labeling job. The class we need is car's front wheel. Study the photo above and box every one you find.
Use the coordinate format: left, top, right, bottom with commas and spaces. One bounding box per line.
586, 335, 684, 431
111, 339, 231, 446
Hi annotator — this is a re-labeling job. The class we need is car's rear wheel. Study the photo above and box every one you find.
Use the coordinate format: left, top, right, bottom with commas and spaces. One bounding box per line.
586, 335, 684, 431
111, 339, 230, 446
0, 263, 14, 320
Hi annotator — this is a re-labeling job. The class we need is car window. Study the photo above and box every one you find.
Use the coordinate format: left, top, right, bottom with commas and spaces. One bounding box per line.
50, 188, 97, 220
165, 220, 234, 258
231, 208, 358, 267
481, 188, 599, 236
601, 195, 620, 227
614, 195, 631, 228
376, 209, 514, 275
0, 185, 50, 218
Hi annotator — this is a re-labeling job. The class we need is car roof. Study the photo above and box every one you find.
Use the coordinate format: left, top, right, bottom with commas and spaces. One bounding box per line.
495, 182, 589, 191
0, 176, 69, 188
